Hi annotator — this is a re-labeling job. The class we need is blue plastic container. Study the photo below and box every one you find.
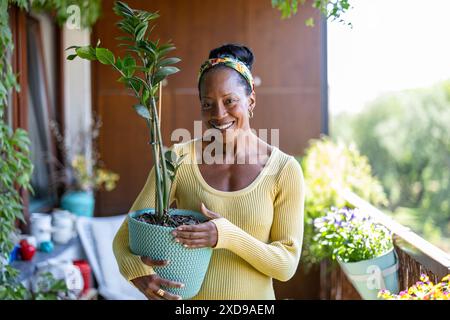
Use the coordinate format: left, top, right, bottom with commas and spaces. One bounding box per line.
338, 247, 399, 300
128, 208, 213, 299
60, 191, 95, 217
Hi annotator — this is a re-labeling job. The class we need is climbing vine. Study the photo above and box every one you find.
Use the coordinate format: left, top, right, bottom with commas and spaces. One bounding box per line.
0, 0, 99, 300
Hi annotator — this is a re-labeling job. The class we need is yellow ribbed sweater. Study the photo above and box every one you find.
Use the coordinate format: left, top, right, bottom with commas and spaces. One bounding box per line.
112, 138, 305, 300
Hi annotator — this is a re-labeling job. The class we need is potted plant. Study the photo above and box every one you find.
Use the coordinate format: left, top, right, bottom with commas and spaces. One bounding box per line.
67, 1, 212, 299
58, 152, 120, 217
300, 137, 388, 268
49, 118, 120, 217
379, 273, 450, 300
313, 207, 399, 299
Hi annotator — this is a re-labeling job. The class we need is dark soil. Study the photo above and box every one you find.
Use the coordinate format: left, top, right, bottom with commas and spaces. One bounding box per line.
135, 210, 203, 228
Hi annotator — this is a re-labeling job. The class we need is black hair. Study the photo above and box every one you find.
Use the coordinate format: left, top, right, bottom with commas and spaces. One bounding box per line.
198, 43, 255, 96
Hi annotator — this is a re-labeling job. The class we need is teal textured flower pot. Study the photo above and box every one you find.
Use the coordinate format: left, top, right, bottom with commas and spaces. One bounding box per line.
128, 208, 213, 299
337, 248, 399, 300
60, 191, 95, 217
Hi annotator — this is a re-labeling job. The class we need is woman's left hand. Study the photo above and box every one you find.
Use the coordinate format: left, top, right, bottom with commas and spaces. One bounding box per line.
172, 202, 221, 248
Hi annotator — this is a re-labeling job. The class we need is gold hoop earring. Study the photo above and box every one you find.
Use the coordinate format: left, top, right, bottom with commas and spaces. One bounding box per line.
249, 109, 254, 118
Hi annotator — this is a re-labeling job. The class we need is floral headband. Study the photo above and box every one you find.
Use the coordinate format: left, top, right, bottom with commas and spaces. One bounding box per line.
198, 56, 254, 91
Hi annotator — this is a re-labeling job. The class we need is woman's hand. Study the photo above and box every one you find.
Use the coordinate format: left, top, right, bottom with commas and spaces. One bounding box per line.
172, 203, 221, 249
131, 257, 185, 300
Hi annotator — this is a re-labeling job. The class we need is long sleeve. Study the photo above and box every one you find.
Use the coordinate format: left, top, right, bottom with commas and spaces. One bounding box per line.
113, 147, 180, 282
113, 166, 157, 281
210, 157, 305, 282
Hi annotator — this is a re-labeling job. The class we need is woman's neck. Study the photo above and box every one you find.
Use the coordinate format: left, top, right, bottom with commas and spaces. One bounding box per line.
200, 130, 270, 165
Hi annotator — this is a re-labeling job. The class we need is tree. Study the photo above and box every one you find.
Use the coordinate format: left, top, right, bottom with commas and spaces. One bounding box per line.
332, 81, 450, 244
272, 0, 352, 26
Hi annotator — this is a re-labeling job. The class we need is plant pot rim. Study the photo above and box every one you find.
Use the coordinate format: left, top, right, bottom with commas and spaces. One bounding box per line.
336, 246, 395, 265
128, 208, 202, 231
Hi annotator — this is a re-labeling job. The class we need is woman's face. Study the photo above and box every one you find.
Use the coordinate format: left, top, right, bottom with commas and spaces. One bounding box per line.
199, 67, 255, 144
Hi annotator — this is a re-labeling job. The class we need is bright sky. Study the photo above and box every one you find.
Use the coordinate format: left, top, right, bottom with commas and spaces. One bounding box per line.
328, 0, 450, 115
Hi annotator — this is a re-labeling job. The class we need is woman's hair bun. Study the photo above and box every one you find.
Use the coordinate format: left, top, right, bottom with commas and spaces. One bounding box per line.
209, 44, 254, 71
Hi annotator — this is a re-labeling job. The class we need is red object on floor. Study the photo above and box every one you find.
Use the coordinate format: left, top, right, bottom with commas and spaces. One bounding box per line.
73, 259, 92, 295
19, 239, 36, 261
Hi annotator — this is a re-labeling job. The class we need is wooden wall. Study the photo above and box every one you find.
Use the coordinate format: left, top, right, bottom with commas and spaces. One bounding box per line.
93, 0, 325, 215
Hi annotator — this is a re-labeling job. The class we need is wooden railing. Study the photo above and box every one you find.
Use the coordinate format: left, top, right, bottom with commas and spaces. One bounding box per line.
320, 190, 450, 300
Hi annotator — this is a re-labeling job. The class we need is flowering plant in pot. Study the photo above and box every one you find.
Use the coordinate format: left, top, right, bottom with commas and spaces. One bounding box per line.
49, 118, 119, 217
59, 154, 120, 217
67, 1, 211, 299
379, 273, 450, 300
313, 207, 399, 299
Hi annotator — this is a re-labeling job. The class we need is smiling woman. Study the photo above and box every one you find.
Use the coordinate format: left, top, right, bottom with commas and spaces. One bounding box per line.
198, 45, 255, 149
113, 44, 306, 300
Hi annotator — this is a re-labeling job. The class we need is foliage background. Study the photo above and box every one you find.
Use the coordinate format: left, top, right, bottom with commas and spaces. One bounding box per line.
332, 80, 450, 252
298, 137, 387, 267
0, 0, 99, 300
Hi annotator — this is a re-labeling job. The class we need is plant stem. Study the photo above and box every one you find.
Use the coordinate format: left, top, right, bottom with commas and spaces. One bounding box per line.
149, 93, 170, 213
146, 118, 163, 218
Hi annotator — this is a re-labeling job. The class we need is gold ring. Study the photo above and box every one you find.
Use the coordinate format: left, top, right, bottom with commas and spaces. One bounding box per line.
156, 288, 165, 297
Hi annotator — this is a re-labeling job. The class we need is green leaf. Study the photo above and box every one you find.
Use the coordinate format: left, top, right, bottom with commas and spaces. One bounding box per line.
117, 20, 135, 35
136, 40, 156, 56
135, 23, 148, 41
96, 48, 115, 65
115, 36, 134, 42
164, 150, 177, 163
75, 46, 97, 60
153, 66, 179, 84
66, 54, 77, 61
136, 11, 160, 22
122, 45, 141, 55
113, 1, 135, 18
129, 76, 149, 92
151, 85, 159, 97
123, 55, 136, 77
142, 89, 150, 105
164, 150, 177, 172
157, 44, 176, 57
115, 57, 123, 71
65, 45, 80, 51
133, 104, 151, 119
157, 57, 181, 68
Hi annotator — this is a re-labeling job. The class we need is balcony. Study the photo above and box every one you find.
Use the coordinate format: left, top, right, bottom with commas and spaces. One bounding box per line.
3, 0, 449, 301
319, 190, 450, 300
